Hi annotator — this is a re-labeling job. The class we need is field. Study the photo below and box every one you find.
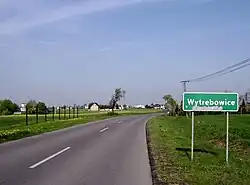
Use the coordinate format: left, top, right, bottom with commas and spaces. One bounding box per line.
0, 109, 160, 143
147, 114, 250, 185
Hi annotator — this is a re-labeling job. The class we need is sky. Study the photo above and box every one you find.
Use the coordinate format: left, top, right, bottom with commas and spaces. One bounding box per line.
0, 0, 250, 106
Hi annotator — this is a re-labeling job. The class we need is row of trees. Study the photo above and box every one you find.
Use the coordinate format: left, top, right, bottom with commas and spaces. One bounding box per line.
0, 99, 48, 115
0, 88, 126, 116
25, 100, 47, 114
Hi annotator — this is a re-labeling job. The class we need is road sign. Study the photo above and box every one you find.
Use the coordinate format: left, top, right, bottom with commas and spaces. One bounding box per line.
182, 92, 239, 164
183, 92, 239, 112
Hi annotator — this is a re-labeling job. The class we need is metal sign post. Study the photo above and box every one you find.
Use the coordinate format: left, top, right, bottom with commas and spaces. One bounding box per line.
191, 112, 194, 161
226, 112, 229, 163
183, 92, 239, 163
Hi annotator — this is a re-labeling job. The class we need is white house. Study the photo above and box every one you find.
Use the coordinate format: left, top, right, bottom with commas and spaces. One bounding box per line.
20, 103, 26, 113
154, 104, 165, 109
134, 105, 145, 109
89, 103, 99, 111
119, 105, 124, 110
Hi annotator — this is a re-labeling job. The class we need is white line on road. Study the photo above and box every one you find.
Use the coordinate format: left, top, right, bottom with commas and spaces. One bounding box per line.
100, 127, 108, 133
29, 147, 71, 169
118, 121, 123, 123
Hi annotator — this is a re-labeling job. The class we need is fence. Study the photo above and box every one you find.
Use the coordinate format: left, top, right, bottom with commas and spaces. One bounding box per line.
25, 106, 81, 126
0, 106, 117, 130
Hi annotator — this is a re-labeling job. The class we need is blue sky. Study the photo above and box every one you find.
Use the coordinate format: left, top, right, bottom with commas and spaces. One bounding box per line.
0, 0, 250, 106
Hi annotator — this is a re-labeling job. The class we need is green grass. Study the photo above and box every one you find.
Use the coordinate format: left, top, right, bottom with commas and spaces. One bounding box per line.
0, 109, 160, 129
0, 114, 112, 143
0, 109, 160, 143
148, 114, 250, 185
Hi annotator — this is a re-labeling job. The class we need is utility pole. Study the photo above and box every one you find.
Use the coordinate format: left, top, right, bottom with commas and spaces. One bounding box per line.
181, 81, 189, 118
181, 80, 188, 92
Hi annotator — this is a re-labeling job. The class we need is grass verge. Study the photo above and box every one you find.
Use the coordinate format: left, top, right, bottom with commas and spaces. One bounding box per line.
0, 109, 160, 143
147, 114, 250, 185
0, 114, 112, 143
0, 109, 160, 130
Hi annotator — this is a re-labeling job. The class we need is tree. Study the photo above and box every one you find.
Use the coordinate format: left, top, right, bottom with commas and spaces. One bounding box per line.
145, 104, 152, 109
163, 94, 177, 116
240, 98, 247, 114
26, 100, 37, 114
0, 100, 4, 115
115, 103, 119, 110
13, 103, 20, 112
0, 99, 19, 115
245, 90, 250, 104
175, 104, 179, 116
37, 102, 46, 114
109, 88, 126, 113
123, 104, 128, 110
99, 104, 110, 109
239, 95, 244, 103
179, 101, 185, 116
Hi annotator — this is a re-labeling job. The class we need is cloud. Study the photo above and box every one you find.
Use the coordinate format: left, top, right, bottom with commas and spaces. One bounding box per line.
0, 0, 168, 35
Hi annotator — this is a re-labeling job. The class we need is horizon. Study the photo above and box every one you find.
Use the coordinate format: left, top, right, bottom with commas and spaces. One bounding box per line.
1, 0, 250, 105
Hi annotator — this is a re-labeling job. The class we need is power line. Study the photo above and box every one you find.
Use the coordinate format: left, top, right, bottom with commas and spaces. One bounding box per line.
194, 62, 250, 82
183, 58, 250, 83
180, 58, 250, 92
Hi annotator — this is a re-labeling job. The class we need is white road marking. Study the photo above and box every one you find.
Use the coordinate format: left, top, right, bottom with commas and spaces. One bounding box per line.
118, 121, 123, 123
100, 127, 108, 133
29, 147, 71, 169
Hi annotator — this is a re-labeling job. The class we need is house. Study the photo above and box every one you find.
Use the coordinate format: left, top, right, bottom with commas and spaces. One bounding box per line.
88, 102, 99, 111
20, 103, 26, 113
153, 104, 161, 109
119, 105, 124, 110
134, 105, 145, 109
153, 104, 165, 109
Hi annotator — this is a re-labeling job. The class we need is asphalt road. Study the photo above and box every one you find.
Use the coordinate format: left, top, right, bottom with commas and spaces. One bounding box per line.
0, 115, 153, 185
